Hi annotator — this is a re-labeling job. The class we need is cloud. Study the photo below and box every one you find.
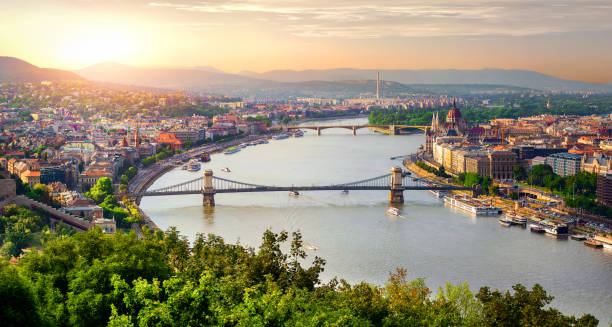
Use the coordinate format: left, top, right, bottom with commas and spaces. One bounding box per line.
148, 0, 612, 38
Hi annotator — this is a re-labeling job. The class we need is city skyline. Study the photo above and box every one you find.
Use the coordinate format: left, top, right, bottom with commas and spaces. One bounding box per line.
1, 0, 612, 84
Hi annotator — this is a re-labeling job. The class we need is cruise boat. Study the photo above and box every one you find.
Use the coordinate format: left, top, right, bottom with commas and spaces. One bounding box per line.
571, 234, 587, 241
221, 167, 231, 173
506, 211, 527, 225
530, 224, 545, 233
289, 191, 299, 197
443, 195, 502, 216
275, 134, 289, 140
584, 239, 603, 249
224, 147, 241, 155
187, 159, 201, 172
386, 207, 400, 216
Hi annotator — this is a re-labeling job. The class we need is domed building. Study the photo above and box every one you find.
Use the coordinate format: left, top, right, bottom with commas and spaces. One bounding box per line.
425, 100, 469, 154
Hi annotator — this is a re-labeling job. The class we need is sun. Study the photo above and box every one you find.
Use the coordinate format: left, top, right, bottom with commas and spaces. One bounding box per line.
60, 30, 135, 66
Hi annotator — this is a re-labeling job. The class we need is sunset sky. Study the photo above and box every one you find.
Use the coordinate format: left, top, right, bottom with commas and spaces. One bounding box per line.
2, 0, 611, 83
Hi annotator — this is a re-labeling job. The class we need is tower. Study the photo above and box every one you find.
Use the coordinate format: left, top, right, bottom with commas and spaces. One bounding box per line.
134, 128, 140, 149
376, 72, 380, 99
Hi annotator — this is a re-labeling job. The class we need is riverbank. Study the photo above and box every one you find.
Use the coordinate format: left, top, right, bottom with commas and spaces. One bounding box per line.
128, 134, 271, 230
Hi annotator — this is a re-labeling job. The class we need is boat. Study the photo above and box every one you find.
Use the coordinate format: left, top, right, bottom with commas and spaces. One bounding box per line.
221, 167, 231, 173
289, 191, 300, 197
275, 134, 289, 140
428, 189, 448, 199
506, 211, 527, 225
224, 147, 241, 155
187, 159, 201, 172
571, 234, 587, 241
181, 165, 188, 170
443, 195, 502, 216
200, 153, 210, 162
341, 190, 349, 194
544, 223, 569, 237
498, 218, 514, 227
584, 239, 603, 248
530, 223, 545, 233
386, 207, 400, 216
304, 244, 318, 251
294, 130, 304, 137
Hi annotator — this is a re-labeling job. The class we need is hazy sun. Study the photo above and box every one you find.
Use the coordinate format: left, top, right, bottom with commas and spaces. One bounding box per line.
60, 31, 134, 65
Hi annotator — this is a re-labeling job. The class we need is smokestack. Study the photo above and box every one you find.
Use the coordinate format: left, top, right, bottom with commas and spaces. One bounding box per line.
376, 72, 380, 99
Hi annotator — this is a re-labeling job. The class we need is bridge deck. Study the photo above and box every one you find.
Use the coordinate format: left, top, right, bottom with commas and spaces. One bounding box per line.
138, 185, 468, 196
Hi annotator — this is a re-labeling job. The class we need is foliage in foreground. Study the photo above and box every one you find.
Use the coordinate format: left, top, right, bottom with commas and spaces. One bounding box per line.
0, 227, 600, 327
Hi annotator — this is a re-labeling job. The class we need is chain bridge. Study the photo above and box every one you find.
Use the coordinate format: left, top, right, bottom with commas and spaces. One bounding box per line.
132, 167, 470, 206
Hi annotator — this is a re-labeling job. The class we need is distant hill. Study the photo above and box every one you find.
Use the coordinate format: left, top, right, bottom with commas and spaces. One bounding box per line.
241, 68, 612, 92
76, 63, 534, 97
193, 66, 227, 74
76, 62, 270, 92
0, 56, 84, 83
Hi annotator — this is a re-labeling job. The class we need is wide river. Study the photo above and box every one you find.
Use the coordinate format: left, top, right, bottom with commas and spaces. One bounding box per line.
141, 118, 612, 324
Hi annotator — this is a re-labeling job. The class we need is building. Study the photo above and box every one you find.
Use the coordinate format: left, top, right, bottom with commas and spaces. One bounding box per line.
157, 133, 183, 150
488, 151, 516, 180
21, 170, 40, 188
546, 153, 582, 177
40, 166, 66, 185
93, 218, 117, 234
596, 173, 612, 208
465, 156, 490, 176
581, 155, 612, 175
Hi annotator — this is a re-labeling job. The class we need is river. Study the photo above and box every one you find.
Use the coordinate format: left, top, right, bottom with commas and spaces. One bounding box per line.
141, 117, 612, 324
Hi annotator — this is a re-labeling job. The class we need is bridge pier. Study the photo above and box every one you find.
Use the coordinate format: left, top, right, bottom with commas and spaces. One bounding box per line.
352, 126, 356, 135
389, 124, 398, 135
202, 169, 215, 207
316, 127, 321, 136
389, 166, 404, 203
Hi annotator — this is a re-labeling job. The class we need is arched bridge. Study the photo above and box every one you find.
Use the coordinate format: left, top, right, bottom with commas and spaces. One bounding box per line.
132, 167, 469, 206
286, 124, 428, 135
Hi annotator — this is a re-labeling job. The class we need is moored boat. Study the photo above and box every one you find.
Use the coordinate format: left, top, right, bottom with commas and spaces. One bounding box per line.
498, 218, 514, 227
224, 147, 241, 155
584, 239, 603, 248
444, 195, 502, 216
200, 153, 210, 162
544, 223, 569, 237
571, 234, 587, 241
506, 211, 527, 225
530, 224, 545, 233
275, 134, 289, 140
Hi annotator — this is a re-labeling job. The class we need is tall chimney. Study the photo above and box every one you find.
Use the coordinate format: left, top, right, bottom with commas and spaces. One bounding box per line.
376, 72, 380, 99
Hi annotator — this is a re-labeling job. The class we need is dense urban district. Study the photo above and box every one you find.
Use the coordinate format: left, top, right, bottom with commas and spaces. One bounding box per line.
0, 80, 611, 326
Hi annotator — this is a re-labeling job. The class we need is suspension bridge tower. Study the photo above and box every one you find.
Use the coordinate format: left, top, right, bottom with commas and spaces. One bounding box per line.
389, 166, 404, 203
202, 169, 215, 207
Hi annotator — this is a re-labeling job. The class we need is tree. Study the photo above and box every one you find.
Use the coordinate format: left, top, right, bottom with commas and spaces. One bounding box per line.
513, 165, 527, 181
86, 177, 114, 204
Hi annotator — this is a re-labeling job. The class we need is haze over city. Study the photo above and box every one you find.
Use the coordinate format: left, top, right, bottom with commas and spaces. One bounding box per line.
2, 0, 612, 83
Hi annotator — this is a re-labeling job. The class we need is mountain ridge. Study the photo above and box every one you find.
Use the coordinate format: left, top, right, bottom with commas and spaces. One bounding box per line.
0, 56, 84, 83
